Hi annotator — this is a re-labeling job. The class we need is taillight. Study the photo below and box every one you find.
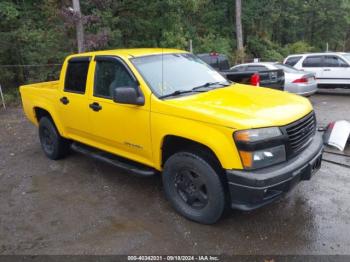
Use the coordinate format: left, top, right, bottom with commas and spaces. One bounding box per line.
292, 77, 308, 83
250, 73, 260, 86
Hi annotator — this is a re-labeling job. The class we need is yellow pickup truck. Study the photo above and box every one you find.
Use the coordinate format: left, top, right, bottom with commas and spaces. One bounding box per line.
20, 48, 323, 224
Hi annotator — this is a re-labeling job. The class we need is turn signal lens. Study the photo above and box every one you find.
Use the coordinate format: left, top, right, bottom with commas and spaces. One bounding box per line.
234, 127, 282, 143
239, 151, 253, 168
234, 131, 251, 142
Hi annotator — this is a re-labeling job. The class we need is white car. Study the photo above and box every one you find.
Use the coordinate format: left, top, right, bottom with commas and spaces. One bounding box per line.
231, 62, 317, 96
284, 52, 350, 87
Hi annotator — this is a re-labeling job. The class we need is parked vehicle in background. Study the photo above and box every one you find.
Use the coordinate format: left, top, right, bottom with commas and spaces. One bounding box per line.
231, 62, 317, 96
197, 53, 285, 91
344, 53, 350, 61
284, 52, 350, 88
196, 53, 230, 71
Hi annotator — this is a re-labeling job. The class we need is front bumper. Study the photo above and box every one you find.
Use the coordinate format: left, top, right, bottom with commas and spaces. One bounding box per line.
226, 132, 324, 211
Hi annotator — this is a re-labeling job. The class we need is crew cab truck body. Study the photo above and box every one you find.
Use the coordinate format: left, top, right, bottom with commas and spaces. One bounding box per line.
20, 49, 323, 224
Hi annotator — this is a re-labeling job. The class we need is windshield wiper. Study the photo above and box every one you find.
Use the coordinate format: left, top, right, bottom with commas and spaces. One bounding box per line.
159, 89, 197, 99
192, 81, 231, 91
159, 81, 231, 99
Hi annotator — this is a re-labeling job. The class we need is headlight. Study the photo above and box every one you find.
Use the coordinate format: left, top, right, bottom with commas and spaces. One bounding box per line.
234, 127, 282, 142
238, 145, 286, 169
234, 127, 286, 169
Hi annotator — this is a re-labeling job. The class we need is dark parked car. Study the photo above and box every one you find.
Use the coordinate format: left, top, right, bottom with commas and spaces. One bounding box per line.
197, 53, 285, 90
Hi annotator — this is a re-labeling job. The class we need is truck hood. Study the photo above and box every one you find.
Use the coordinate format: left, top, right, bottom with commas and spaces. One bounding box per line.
153, 84, 313, 129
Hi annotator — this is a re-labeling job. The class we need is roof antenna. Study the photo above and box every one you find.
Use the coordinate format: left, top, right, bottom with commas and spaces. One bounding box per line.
161, 47, 164, 96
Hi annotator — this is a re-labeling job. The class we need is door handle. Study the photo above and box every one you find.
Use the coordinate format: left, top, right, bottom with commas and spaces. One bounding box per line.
89, 102, 102, 112
60, 96, 69, 105
323, 69, 331, 71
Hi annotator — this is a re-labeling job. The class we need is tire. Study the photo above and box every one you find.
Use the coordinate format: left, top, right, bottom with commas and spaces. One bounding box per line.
162, 152, 226, 224
38, 117, 70, 160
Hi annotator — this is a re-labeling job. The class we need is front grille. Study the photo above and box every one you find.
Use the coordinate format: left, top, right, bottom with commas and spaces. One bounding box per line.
284, 112, 316, 157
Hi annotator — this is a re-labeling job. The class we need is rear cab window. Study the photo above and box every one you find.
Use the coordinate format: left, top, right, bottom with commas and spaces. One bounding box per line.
285, 56, 302, 66
246, 65, 267, 72
197, 54, 230, 71
302, 56, 323, 67
64, 57, 91, 94
231, 65, 246, 72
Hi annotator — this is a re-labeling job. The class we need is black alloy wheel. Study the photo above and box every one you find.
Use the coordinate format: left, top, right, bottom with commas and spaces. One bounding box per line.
163, 151, 226, 224
174, 168, 209, 209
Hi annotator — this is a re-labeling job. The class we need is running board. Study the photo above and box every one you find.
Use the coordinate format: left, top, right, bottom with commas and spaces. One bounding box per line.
71, 142, 156, 177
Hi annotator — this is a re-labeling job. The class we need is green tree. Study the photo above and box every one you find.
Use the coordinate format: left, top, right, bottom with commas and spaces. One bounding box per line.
1, 0, 350, 92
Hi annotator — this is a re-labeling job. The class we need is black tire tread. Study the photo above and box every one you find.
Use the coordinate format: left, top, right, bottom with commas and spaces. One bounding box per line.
39, 117, 70, 160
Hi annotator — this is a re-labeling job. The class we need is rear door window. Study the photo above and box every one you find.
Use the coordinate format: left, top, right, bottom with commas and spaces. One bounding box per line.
302, 56, 323, 67
64, 57, 91, 94
324, 55, 348, 67
285, 56, 302, 66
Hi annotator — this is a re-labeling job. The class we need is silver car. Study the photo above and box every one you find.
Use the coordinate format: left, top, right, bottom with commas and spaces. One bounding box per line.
231, 62, 318, 96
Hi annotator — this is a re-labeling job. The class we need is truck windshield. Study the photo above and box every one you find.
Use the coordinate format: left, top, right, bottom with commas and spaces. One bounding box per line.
131, 53, 229, 98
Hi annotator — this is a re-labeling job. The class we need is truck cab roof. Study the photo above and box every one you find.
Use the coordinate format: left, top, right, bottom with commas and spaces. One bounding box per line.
66, 48, 186, 60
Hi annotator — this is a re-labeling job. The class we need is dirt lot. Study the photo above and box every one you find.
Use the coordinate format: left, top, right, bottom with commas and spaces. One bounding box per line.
0, 93, 350, 255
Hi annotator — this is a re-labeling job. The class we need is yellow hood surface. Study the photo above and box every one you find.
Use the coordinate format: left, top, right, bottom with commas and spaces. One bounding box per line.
153, 84, 313, 129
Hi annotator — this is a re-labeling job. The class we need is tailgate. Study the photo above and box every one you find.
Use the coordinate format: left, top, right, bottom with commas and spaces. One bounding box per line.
221, 71, 255, 84
259, 69, 285, 90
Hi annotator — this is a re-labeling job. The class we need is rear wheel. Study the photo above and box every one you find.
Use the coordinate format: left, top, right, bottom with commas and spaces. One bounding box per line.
162, 152, 226, 224
39, 117, 70, 160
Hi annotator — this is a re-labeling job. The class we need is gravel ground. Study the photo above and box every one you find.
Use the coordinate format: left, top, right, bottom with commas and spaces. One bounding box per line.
0, 93, 350, 255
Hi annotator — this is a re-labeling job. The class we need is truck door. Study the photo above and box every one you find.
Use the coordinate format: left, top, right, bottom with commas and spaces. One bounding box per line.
58, 56, 93, 141
88, 56, 153, 167
301, 55, 324, 80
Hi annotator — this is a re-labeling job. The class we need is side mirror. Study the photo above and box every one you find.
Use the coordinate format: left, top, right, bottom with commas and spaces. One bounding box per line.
113, 87, 145, 106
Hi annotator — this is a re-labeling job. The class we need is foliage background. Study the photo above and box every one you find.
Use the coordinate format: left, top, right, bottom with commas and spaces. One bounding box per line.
1, 0, 350, 92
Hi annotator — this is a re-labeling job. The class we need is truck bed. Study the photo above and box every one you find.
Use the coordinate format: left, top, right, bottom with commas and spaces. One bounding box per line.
221, 69, 285, 90
20, 80, 60, 125
21, 80, 60, 90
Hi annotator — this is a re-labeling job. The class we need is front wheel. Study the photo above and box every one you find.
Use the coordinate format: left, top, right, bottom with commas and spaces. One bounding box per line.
162, 152, 226, 224
39, 117, 70, 160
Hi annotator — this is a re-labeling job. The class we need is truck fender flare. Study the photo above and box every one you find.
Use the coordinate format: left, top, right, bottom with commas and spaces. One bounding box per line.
160, 134, 227, 170
33, 105, 66, 137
